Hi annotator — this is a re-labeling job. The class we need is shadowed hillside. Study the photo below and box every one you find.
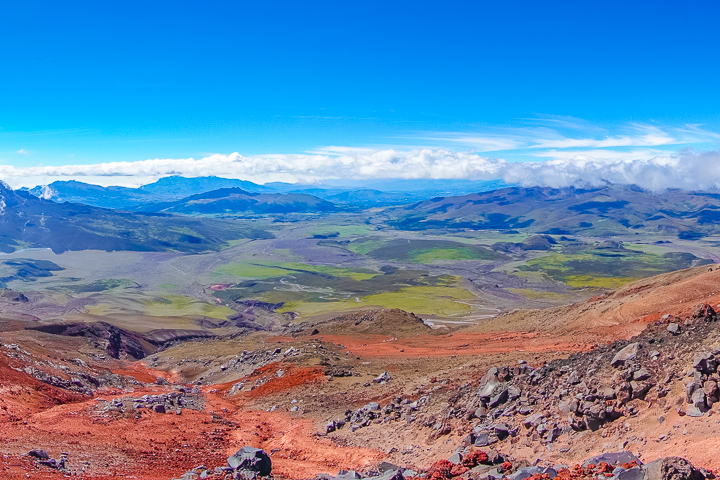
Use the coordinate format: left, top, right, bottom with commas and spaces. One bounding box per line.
386, 184, 720, 238
0, 182, 272, 253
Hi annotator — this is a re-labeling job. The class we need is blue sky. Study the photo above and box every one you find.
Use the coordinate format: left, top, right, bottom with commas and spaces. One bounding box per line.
1, 1, 719, 188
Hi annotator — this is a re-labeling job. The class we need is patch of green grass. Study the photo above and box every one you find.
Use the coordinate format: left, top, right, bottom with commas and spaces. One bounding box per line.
621, 243, 667, 255
366, 239, 504, 263
146, 294, 193, 309
159, 283, 180, 290
277, 285, 474, 317
523, 253, 595, 272
222, 239, 246, 249
412, 247, 485, 263
508, 288, 569, 301
144, 294, 234, 319
307, 225, 374, 238
280, 262, 377, 281
51, 278, 139, 294
518, 245, 711, 288
563, 275, 638, 288
361, 286, 474, 315
344, 237, 388, 255
215, 263, 293, 279
168, 227, 205, 238
214, 260, 379, 281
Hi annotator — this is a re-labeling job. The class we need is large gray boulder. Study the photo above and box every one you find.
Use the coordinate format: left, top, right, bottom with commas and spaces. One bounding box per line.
644, 457, 704, 480
693, 352, 717, 374
611, 343, 640, 368
227, 447, 272, 476
614, 467, 644, 480
28, 449, 50, 460
378, 462, 401, 474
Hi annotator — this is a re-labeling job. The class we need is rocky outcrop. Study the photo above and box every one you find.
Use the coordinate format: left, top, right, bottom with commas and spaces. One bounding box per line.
28, 322, 149, 359
27, 322, 217, 360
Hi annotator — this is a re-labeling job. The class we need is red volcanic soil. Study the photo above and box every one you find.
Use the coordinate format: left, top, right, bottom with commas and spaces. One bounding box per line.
269, 332, 594, 359
110, 361, 176, 384
0, 354, 89, 416
110, 368, 158, 383
228, 409, 383, 479
215, 361, 327, 399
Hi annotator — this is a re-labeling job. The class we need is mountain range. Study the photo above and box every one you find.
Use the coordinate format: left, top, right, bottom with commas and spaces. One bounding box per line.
11, 180, 720, 254
141, 188, 339, 215
0, 182, 271, 253
385, 184, 720, 238
27, 177, 509, 210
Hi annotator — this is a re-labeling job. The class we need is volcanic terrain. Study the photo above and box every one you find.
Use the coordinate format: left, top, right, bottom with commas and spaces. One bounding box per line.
2, 266, 720, 479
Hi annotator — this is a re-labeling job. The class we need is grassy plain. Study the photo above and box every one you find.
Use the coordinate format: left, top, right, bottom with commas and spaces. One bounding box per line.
144, 294, 235, 319
214, 261, 378, 281
306, 225, 375, 237
277, 285, 475, 318
5, 211, 720, 325
364, 239, 504, 263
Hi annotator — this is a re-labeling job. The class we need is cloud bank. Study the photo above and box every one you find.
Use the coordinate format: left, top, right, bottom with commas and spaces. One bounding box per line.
1, 148, 720, 192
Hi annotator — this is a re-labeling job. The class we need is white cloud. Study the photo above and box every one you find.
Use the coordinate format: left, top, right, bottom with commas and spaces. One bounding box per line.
527, 124, 678, 149
39, 184, 56, 200
412, 134, 524, 152
409, 122, 720, 154
1, 148, 720, 192
0, 150, 505, 188
503, 149, 720, 191
17, 148, 28, 154
530, 148, 667, 161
